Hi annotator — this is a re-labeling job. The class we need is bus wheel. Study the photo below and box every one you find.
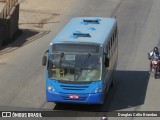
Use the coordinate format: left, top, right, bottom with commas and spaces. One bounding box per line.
111, 74, 115, 87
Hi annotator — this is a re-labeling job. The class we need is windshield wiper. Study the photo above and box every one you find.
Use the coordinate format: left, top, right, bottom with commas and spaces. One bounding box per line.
81, 52, 91, 66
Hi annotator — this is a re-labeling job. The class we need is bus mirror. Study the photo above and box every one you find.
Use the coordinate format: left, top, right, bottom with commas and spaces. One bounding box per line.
105, 57, 109, 67
42, 55, 47, 66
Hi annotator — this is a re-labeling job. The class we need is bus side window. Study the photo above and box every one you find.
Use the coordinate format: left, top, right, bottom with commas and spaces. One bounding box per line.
111, 37, 113, 47
115, 27, 118, 45
105, 43, 109, 58
105, 45, 108, 55
112, 35, 114, 53
113, 31, 116, 51
110, 36, 113, 56
108, 41, 110, 58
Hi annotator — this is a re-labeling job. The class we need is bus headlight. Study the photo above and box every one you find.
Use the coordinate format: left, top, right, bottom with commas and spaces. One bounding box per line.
48, 85, 56, 92
92, 87, 102, 93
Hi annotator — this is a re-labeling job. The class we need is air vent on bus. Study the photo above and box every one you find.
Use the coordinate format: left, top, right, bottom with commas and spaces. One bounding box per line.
83, 19, 100, 24
73, 33, 91, 38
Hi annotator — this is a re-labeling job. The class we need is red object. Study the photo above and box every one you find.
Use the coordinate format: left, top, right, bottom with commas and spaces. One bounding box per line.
69, 95, 79, 99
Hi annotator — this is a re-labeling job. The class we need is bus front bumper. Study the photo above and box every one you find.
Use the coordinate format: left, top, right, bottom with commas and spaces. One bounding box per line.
46, 91, 104, 104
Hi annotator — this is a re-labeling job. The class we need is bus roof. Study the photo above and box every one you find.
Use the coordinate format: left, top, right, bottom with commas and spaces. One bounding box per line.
51, 17, 117, 45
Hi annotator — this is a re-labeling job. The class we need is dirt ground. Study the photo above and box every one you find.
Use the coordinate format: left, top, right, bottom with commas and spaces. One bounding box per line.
18, 0, 75, 31
0, 0, 75, 54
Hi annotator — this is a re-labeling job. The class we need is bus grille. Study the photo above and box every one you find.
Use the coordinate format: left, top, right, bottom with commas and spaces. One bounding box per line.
60, 85, 89, 90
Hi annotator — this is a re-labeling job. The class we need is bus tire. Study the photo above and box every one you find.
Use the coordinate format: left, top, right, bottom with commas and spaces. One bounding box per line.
111, 73, 115, 87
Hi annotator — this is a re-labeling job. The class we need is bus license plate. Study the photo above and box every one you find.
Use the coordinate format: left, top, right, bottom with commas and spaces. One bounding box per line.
69, 95, 79, 99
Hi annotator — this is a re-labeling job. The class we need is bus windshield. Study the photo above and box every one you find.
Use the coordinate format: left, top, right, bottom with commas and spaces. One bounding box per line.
48, 52, 102, 82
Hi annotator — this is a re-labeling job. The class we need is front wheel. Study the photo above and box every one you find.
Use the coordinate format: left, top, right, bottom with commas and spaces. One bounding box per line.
151, 68, 156, 77
155, 68, 158, 79
155, 74, 158, 79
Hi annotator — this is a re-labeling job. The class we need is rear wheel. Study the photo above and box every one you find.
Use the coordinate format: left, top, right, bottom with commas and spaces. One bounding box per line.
111, 72, 115, 87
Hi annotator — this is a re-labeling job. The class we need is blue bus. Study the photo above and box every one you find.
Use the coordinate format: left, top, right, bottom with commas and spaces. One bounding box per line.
42, 17, 118, 104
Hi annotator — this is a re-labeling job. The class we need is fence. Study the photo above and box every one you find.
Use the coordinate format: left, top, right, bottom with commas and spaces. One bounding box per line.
0, 0, 18, 19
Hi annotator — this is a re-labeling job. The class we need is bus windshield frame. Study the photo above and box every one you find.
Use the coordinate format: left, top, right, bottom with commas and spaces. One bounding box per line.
47, 43, 102, 82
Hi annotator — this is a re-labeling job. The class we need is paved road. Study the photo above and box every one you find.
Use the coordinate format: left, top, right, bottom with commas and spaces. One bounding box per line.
0, 0, 160, 120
